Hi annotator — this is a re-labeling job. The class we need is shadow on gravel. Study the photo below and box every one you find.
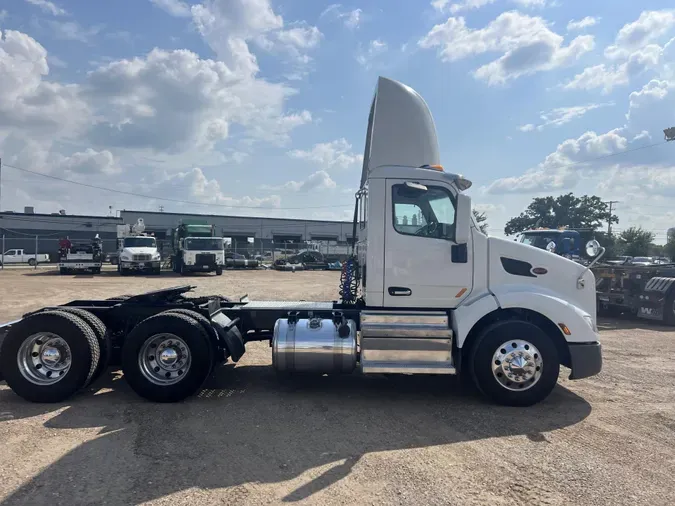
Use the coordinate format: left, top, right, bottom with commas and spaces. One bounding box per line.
0, 365, 592, 505
598, 316, 674, 333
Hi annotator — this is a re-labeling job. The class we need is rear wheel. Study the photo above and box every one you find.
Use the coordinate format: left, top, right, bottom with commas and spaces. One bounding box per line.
469, 320, 559, 407
28, 258, 37, 267
122, 312, 214, 402
59, 267, 68, 275
0, 311, 100, 402
52, 308, 110, 385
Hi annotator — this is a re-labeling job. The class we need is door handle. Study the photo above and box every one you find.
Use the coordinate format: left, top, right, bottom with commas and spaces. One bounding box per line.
388, 286, 412, 296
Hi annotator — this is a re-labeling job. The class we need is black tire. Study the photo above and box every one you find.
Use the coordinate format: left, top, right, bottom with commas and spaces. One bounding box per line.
52, 308, 111, 385
59, 267, 67, 275
28, 258, 37, 266
153, 267, 161, 275
179, 260, 187, 276
468, 320, 560, 407
215, 267, 223, 276
0, 311, 100, 403
164, 309, 219, 359
122, 312, 214, 402
92, 267, 101, 275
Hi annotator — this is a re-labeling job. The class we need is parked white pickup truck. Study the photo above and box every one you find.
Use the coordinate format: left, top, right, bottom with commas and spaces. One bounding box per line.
0, 249, 50, 266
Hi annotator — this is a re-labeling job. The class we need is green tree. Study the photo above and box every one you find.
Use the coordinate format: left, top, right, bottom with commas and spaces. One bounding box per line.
473, 209, 488, 235
504, 193, 618, 236
618, 227, 655, 256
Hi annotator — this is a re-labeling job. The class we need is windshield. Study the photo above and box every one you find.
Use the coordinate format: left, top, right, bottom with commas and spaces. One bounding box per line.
519, 232, 560, 249
185, 238, 224, 250
123, 237, 156, 248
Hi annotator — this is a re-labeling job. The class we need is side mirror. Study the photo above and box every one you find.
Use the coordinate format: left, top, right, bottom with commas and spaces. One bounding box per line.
455, 194, 471, 244
586, 239, 601, 257
546, 241, 556, 253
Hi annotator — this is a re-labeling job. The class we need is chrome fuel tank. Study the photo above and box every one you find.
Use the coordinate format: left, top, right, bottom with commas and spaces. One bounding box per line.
272, 317, 357, 374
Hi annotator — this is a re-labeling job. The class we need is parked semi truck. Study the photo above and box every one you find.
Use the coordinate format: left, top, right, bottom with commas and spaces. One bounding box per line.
518, 228, 583, 261
117, 219, 161, 275
171, 222, 225, 275
593, 262, 675, 324
0, 77, 603, 407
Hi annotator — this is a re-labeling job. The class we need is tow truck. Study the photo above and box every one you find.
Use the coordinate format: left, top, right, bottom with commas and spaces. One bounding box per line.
0, 77, 603, 407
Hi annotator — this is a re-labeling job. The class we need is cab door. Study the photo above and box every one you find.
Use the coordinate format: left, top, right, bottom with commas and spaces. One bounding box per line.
383, 179, 473, 308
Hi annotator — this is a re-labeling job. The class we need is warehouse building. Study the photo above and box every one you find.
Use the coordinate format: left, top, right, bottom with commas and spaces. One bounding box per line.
0, 208, 352, 260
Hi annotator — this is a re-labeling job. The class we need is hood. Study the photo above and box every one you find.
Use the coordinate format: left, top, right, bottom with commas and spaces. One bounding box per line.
360, 77, 440, 187
121, 247, 157, 255
488, 236, 596, 317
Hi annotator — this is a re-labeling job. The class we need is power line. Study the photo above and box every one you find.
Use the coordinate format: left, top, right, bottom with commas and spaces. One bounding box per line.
1, 162, 354, 211
545, 140, 670, 171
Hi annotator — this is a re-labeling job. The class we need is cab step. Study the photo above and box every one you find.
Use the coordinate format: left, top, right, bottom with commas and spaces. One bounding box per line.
359, 311, 455, 375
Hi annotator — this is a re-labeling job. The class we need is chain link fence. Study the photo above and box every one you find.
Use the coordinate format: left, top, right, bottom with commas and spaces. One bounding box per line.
1, 234, 353, 269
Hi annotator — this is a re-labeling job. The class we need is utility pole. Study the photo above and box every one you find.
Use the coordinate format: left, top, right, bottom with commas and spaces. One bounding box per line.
605, 200, 618, 236
0, 157, 2, 214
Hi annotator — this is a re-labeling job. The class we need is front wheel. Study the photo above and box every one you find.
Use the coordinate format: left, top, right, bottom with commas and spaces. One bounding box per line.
469, 320, 560, 407
122, 312, 214, 402
215, 266, 223, 276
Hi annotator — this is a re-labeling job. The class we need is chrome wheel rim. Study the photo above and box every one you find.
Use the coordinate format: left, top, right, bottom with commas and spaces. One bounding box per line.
491, 340, 543, 392
138, 333, 191, 386
17, 333, 72, 385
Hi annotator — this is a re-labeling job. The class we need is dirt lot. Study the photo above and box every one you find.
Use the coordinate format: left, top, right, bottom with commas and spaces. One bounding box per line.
1, 267, 674, 506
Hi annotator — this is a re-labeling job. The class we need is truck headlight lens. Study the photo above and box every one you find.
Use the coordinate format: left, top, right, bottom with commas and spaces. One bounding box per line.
152, 253, 161, 260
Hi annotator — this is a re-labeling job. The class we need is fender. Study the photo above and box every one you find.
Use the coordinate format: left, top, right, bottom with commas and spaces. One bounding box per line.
454, 291, 500, 348
491, 286, 597, 344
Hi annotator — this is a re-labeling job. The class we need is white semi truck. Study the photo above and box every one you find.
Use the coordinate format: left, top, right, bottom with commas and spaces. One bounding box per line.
116, 219, 162, 275
0, 77, 603, 407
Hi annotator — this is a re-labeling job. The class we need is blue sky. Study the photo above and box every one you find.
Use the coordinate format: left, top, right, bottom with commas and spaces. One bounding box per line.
0, 0, 674, 240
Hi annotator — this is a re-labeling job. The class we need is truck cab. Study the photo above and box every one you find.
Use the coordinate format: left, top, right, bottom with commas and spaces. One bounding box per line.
116, 222, 161, 276
172, 223, 225, 275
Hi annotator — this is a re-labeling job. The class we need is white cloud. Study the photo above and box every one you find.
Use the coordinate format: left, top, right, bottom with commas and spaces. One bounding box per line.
49, 21, 102, 43
267, 170, 337, 192
520, 102, 614, 132
567, 16, 598, 31
149, 0, 191, 17
320, 4, 363, 29
24, 0, 66, 16
356, 39, 388, 68
56, 148, 120, 175
610, 9, 675, 54
564, 44, 663, 93
157, 167, 282, 208
419, 12, 594, 85
192, 0, 321, 74
0, 29, 89, 138
432, 0, 549, 14
288, 138, 363, 170
84, 48, 311, 151
564, 10, 675, 93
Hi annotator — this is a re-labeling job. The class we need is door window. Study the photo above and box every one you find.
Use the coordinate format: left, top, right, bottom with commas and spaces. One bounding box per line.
5, 250, 16, 256
392, 184, 456, 241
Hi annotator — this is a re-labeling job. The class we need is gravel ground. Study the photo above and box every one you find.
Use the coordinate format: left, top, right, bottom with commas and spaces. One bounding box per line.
0, 268, 674, 505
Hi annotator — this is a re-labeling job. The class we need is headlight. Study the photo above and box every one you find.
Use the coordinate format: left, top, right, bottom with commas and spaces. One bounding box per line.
121, 255, 131, 261
152, 252, 161, 260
